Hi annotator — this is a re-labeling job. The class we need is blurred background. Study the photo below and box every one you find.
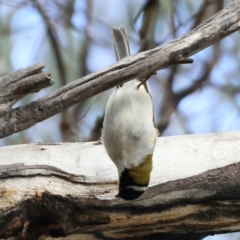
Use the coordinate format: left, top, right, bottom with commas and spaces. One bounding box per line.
0, 0, 240, 239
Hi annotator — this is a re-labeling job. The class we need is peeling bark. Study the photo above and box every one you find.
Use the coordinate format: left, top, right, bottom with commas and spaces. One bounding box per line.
1, 131, 240, 239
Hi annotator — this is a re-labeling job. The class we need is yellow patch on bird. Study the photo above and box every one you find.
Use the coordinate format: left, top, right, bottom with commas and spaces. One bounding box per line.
128, 154, 153, 185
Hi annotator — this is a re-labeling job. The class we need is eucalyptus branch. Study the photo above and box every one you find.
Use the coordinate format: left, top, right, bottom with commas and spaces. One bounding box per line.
0, 1, 240, 138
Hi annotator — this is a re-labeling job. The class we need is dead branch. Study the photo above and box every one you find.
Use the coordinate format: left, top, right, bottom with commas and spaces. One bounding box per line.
0, 63, 53, 111
1, 131, 240, 239
0, 1, 240, 138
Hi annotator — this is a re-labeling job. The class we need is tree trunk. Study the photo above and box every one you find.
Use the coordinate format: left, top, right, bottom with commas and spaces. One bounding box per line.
1, 131, 240, 239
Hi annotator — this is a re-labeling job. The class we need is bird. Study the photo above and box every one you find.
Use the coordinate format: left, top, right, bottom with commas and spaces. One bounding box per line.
102, 26, 158, 201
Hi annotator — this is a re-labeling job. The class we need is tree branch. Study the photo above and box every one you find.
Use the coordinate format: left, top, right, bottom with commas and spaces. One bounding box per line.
0, 1, 240, 138
0, 63, 53, 111
1, 131, 240, 239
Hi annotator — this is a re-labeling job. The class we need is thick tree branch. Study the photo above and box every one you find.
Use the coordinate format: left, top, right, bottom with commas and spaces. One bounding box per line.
0, 1, 240, 138
1, 131, 240, 239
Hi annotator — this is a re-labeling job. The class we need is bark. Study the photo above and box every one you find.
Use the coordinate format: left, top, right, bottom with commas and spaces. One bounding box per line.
1, 131, 240, 239
0, 63, 53, 111
0, 1, 240, 138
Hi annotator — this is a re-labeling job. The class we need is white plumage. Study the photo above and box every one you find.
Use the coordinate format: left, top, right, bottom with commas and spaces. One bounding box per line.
102, 79, 158, 175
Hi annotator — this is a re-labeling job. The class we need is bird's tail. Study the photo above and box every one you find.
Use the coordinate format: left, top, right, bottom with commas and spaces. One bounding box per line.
112, 26, 130, 61
112, 26, 150, 91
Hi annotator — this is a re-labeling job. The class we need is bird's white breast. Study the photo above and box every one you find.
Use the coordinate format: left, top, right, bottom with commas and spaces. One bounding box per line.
102, 81, 158, 173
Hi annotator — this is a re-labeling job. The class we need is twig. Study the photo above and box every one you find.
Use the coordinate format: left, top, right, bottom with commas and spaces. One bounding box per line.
34, 0, 67, 87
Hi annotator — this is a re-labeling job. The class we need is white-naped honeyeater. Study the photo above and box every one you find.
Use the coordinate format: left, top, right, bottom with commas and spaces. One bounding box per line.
102, 26, 158, 201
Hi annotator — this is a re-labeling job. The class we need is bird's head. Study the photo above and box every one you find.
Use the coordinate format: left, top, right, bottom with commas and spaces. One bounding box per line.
117, 154, 153, 201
